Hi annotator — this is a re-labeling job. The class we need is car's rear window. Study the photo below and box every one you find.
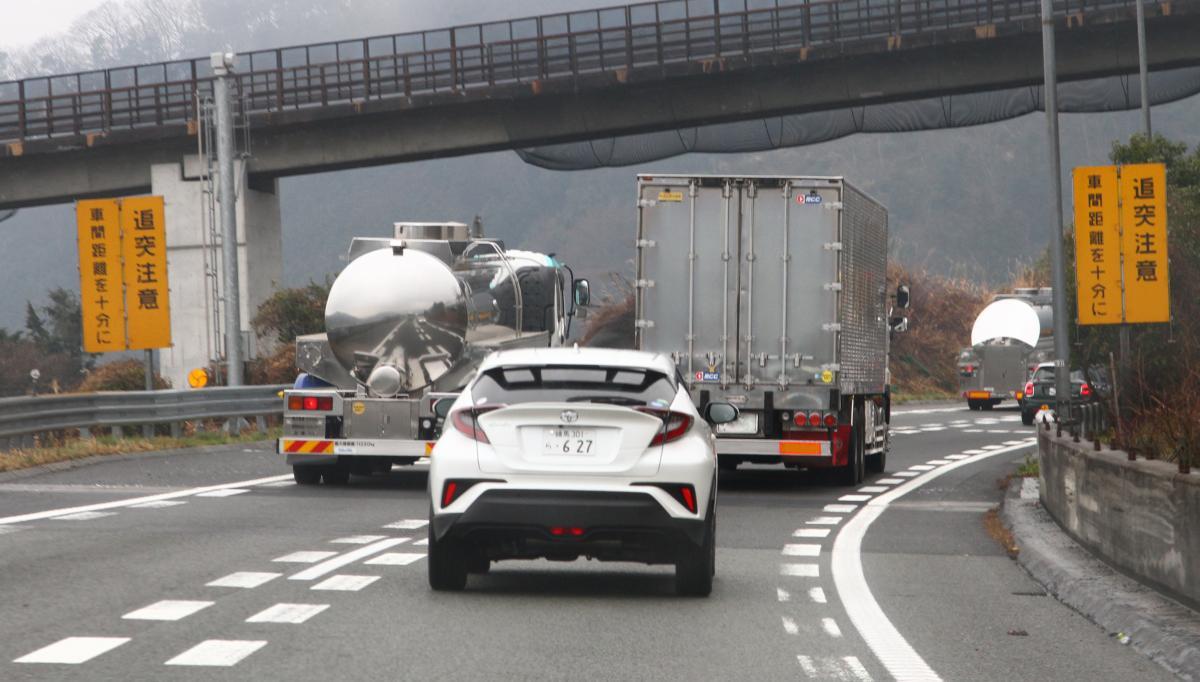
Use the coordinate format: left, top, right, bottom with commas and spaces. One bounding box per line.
471, 365, 676, 408
1032, 367, 1085, 382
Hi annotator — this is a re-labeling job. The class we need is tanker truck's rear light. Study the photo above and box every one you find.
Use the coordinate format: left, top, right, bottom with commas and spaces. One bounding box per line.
289, 395, 333, 411
450, 406, 502, 443
1080, 383, 1092, 398
823, 413, 838, 428
808, 412, 822, 427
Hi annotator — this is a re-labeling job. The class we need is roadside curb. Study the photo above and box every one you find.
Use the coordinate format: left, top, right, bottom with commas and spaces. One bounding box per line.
1002, 478, 1200, 680
0, 441, 276, 484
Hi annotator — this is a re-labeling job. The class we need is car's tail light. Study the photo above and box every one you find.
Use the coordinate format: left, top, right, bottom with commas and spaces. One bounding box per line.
450, 406, 502, 443
441, 481, 458, 507
824, 413, 838, 428
1080, 383, 1091, 398
549, 527, 586, 537
1024, 381, 1034, 398
679, 485, 696, 513
288, 394, 334, 411
637, 408, 693, 445
632, 482, 699, 514
440, 478, 504, 508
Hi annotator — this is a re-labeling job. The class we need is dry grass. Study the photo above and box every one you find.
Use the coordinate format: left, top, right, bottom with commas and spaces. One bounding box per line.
984, 507, 1020, 559
0, 428, 278, 474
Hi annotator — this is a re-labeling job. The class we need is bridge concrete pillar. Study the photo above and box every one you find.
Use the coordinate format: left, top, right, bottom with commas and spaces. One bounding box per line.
150, 158, 282, 389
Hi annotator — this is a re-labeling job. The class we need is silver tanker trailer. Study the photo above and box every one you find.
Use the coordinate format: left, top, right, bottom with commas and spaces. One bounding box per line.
278, 222, 590, 485
956, 287, 1054, 411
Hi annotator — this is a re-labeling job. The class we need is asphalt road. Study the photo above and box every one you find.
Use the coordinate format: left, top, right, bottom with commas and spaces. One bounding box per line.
0, 403, 1172, 681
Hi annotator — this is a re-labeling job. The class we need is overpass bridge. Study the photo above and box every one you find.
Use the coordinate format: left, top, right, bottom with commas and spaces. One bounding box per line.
1, 0, 1198, 209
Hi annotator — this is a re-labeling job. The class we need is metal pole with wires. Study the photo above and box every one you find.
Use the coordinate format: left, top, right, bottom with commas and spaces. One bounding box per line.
1121, 0, 1152, 384
212, 52, 243, 387
1041, 0, 1073, 422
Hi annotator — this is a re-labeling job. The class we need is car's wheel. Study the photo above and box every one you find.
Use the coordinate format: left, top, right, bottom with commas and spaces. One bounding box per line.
675, 506, 715, 597
321, 465, 350, 486
428, 521, 468, 591
466, 553, 491, 575
293, 466, 321, 485
1021, 409, 1035, 426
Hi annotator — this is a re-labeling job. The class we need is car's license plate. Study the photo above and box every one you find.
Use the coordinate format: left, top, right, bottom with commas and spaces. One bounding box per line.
715, 412, 759, 435
542, 428, 598, 456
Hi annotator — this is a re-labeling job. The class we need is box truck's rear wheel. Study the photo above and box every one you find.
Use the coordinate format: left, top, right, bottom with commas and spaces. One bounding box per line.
838, 401, 865, 486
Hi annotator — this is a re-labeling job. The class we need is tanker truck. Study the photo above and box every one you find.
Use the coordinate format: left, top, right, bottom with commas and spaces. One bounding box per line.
957, 287, 1054, 411
278, 222, 590, 485
632, 174, 909, 485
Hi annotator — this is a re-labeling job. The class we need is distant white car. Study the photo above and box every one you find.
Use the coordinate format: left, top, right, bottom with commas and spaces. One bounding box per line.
427, 347, 738, 596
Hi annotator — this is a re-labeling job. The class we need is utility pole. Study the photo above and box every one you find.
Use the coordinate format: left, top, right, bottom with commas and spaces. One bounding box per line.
1040, 0, 1073, 420
1122, 0, 1152, 376
212, 52, 243, 386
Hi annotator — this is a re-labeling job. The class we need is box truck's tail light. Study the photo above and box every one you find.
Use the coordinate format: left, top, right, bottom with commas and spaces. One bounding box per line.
450, 406, 503, 444
289, 395, 334, 411
823, 414, 838, 428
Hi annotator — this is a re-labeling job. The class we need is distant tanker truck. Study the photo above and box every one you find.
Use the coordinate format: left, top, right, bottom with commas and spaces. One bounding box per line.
278, 222, 589, 485
957, 287, 1054, 411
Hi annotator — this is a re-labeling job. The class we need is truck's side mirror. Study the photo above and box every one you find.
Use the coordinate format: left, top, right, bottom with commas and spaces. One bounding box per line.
433, 397, 456, 420
573, 279, 591, 307
895, 285, 911, 310
889, 316, 909, 333
704, 402, 739, 425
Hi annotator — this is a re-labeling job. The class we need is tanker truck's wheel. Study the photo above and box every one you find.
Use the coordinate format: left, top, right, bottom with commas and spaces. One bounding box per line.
293, 466, 322, 485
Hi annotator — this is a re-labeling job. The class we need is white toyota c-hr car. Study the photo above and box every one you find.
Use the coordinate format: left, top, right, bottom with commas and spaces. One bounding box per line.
427, 347, 738, 596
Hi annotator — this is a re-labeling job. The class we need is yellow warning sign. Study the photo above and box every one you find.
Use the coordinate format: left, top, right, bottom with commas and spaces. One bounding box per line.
1119, 164, 1170, 324
1072, 166, 1122, 325
121, 196, 171, 350
77, 199, 126, 353
187, 368, 209, 389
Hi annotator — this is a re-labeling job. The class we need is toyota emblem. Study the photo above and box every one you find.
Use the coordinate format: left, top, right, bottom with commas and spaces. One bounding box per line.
560, 410, 579, 424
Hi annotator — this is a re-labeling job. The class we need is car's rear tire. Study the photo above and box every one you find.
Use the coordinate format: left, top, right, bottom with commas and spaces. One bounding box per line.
293, 466, 321, 485
466, 554, 491, 575
675, 507, 715, 597
428, 520, 468, 591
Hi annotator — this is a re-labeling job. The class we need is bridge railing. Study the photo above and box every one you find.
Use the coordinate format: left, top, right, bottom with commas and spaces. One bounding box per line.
0, 385, 287, 452
0, 0, 1164, 145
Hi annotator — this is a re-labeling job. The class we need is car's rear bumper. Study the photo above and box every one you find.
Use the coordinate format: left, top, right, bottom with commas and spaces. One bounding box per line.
433, 489, 707, 564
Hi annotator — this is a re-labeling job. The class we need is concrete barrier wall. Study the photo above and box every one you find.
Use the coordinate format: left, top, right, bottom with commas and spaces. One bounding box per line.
1038, 432, 1200, 609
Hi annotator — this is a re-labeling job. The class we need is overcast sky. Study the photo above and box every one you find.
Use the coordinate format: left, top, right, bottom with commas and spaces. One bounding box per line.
0, 0, 109, 49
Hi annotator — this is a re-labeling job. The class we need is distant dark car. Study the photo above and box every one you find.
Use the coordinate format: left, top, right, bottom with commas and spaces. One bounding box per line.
1019, 362, 1098, 426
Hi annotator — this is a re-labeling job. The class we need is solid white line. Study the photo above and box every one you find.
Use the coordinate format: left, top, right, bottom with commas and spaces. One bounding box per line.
330, 535, 388, 545
824, 504, 858, 513
288, 538, 408, 580
166, 640, 266, 666
15, 637, 130, 664
52, 511, 117, 521
808, 587, 827, 604
839, 494, 872, 502
831, 441, 1037, 682
808, 516, 843, 525
123, 600, 213, 621
246, 603, 328, 624
0, 474, 293, 525
794, 528, 831, 538
364, 552, 426, 566
273, 551, 338, 564
207, 572, 281, 589
822, 617, 843, 638
312, 574, 380, 591
129, 500, 188, 509
194, 489, 249, 497
382, 519, 428, 530
782, 543, 821, 557
777, 587, 791, 602
782, 616, 800, 635
858, 486, 889, 493
780, 563, 819, 577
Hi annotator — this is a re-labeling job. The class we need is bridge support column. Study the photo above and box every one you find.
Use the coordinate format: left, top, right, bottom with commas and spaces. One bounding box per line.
150, 158, 282, 389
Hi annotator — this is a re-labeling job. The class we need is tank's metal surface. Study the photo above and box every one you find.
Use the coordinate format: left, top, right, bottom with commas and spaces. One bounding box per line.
325, 244, 469, 394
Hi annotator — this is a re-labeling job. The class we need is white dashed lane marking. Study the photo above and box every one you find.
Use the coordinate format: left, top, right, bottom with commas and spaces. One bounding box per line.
824, 504, 857, 513
857, 486, 889, 493
908, 464, 935, 471
123, 600, 213, 621
838, 495, 872, 503
288, 538, 409, 581
129, 500, 188, 509
808, 587, 828, 604
822, 618, 844, 638
364, 552, 426, 566
926, 460, 950, 465
782, 616, 801, 635
166, 640, 266, 667
257, 480, 296, 488
194, 489, 249, 498
875, 478, 904, 485
330, 535, 388, 545
808, 516, 843, 525
413, 538, 429, 546
246, 603, 329, 624
794, 528, 831, 538
777, 588, 791, 602
52, 511, 117, 521
945, 455, 970, 460
207, 572, 281, 589
781, 544, 822, 557
780, 563, 820, 577
892, 471, 920, 478
273, 551, 338, 564
382, 519, 428, 530
15, 637, 130, 664
311, 574, 380, 591
797, 655, 874, 681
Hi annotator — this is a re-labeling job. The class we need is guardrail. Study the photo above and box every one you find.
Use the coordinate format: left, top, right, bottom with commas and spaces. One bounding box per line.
0, 0, 1176, 145
1039, 399, 1109, 451
0, 385, 287, 451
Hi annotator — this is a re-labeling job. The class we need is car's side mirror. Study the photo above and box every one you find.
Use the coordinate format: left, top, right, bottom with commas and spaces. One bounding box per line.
889, 316, 909, 333
433, 397, 456, 420
573, 279, 591, 307
704, 402, 739, 425
895, 284, 911, 310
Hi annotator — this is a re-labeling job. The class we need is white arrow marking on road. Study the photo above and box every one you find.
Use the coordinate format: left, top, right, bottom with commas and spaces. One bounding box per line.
831, 440, 1038, 682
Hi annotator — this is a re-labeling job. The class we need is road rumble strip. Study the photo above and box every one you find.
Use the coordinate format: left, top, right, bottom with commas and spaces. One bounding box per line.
831, 440, 1037, 682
